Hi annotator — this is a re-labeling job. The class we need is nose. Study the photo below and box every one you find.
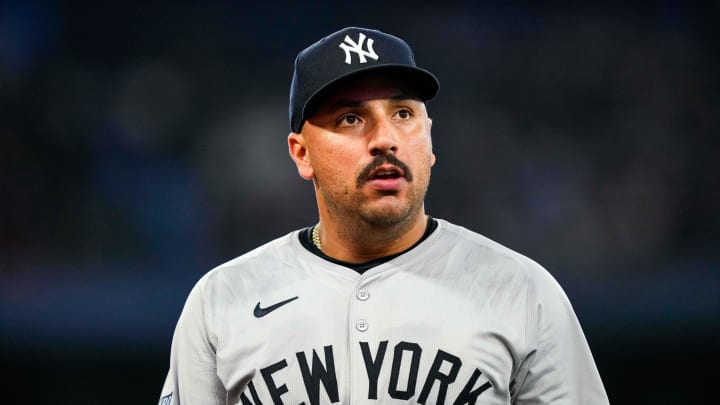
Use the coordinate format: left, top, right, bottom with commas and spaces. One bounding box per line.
367, 116, 398, 156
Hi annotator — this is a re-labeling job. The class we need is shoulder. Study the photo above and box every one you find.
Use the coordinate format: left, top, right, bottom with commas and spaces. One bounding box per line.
436, 218, 582, 338
434, 219, 566, 296
213, 231, 301, 274
190, 230, 306, 299
176, 230, 308, 326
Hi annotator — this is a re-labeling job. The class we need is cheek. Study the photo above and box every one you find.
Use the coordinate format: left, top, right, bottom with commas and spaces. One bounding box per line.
312, 145, 357, 184
414, 138, 435, 168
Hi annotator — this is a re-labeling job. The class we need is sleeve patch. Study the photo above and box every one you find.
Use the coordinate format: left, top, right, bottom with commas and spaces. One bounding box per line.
159, 393, 173, 405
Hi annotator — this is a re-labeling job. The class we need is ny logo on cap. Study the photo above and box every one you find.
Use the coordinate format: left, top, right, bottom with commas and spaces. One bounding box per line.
339, 33, 379, 64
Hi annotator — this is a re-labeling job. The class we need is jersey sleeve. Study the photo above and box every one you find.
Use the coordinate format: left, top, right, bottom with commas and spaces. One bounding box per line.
512, 263, 609, 405
158, 276, 226, 404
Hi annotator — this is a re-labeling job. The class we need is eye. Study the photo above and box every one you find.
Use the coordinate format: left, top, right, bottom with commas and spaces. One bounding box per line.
396, 108, 412, 119
338, 113, 360, 126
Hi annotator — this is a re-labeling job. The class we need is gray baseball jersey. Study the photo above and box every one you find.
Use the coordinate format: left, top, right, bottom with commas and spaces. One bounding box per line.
158, 219, 608, 404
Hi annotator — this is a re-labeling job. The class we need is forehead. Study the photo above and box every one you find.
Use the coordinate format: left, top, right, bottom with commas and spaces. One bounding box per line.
312, 73, 421, 111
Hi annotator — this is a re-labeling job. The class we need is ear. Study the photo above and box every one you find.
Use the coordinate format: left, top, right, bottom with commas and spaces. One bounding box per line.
288, 132, 314, 180
427, 118, 436, 167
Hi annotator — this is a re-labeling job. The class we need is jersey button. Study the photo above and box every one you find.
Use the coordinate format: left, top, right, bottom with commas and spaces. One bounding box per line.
356, 289, 370, 301
356, 319, 369, 332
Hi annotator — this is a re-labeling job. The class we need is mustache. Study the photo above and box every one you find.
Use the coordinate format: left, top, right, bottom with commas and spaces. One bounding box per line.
356, 154, 413, 187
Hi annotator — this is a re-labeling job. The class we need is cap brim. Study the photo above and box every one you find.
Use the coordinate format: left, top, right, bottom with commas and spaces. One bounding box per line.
298, 64, 439, 132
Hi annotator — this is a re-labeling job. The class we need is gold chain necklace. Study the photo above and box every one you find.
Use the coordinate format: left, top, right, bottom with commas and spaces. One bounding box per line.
312, 224, 322, 251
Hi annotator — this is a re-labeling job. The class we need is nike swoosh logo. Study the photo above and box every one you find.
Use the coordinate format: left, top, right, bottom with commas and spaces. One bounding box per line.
253, 296, 299, 318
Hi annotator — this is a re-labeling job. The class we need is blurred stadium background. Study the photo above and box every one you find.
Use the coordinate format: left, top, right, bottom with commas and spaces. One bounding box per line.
1, 1, 718, 403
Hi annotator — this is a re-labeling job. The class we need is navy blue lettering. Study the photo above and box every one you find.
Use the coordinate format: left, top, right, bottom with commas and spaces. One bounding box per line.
388, 341, 422, 400
240, 381, 263, 405
418, 349, 462, 404
453, 368, 492, 404
260, 359, 289, 404
360, 340, 388, 399
296, 346, 339, 404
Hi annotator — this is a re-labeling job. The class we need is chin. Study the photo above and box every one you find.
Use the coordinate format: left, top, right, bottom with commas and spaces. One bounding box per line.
359, 199, 419, 228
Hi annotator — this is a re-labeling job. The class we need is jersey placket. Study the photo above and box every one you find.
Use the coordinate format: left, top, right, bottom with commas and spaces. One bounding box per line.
347, 278, 373, 404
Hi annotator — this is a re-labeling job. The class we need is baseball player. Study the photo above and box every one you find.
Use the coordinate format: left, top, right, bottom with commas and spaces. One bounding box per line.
158, 27, 608, 404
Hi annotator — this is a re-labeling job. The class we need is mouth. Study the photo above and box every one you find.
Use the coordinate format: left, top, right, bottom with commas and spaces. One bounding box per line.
363, 165, 406, 191
356, 155, 414, 190
367, 165, 404, 181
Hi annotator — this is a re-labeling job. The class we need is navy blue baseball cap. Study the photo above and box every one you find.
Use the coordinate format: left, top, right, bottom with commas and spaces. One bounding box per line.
289, 27, 440, 133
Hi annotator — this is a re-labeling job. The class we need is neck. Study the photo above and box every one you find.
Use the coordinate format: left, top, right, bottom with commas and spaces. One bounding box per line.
315, 210, 428, 263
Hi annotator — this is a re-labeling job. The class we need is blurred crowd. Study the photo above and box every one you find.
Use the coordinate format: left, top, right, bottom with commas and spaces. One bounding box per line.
1, 2, 718, 340
1, 2, 718, 403
2, 2, 716, 282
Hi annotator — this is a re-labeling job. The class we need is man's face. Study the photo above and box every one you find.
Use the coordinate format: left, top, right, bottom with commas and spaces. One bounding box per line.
289, 74, 436, 228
